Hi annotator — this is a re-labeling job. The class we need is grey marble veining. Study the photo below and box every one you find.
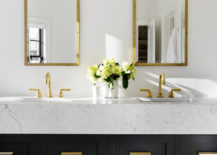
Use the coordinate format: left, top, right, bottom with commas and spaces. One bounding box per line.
0, 98, 217, 134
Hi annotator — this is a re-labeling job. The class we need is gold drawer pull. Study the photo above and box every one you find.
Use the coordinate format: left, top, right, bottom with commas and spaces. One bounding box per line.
0, 153, 13, 155
130, 152, 151, 155
61, 152, 82, 155
199, 153, 217, 155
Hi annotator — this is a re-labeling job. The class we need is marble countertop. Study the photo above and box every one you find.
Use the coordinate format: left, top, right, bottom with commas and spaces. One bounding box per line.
0, 97, 217, 134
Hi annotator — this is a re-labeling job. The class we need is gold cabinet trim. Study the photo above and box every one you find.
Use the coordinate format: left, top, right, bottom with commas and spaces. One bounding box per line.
0, 152, 13, 155
130, 152, 151, 155
24, 0, 80, 66
199, 153, 217, 155
61, 152, 82, 155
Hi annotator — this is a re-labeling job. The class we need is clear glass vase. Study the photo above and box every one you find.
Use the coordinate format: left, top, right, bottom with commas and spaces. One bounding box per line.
92, 84, 101, 99
103, 80, 119, 98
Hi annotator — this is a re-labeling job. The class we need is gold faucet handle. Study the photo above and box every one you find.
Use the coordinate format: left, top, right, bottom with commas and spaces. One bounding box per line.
140, 89, 152, 98
169, 89, 182, 98
29, 89, 42, 98
59, 89, 71, 98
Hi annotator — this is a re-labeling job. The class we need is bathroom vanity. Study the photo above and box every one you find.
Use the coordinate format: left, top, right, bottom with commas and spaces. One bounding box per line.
1, 98, 217, 155
1, 134, 217, 155
0, 0, 216, 154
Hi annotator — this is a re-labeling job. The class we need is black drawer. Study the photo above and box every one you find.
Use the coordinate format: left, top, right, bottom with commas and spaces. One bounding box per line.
38, 135, 106, 155
108, 135, 174, 155
175, 135, 217, 155
0, 135, 36, 155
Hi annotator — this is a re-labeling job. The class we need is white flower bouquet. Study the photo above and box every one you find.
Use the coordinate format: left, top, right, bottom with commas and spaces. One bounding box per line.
88, 58, 136, 90
88, 58, 121, 88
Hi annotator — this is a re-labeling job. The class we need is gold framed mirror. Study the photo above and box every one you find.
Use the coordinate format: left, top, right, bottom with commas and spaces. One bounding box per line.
24, 0, 80, 66
133, 0, 188, 66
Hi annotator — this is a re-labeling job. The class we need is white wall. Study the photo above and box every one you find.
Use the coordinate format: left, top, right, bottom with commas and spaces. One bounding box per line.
0, 0, 217, 98
137, 0, 158, 21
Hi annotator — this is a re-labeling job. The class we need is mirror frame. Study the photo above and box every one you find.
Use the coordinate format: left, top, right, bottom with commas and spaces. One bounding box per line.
24, 0, 80, 66
133, 0, 188, 66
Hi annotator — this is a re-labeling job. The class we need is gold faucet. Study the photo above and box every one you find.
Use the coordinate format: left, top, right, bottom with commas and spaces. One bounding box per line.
140, 89, 153, 98
169, 89, 182, 98
29, 88, 42, 98
59, 89, 71, 98
45, 72, 53, 98
157, 73, 166, 98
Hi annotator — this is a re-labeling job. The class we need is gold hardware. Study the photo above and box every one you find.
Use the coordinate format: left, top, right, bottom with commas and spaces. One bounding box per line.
59, 89, 71, 98
24, 0, 80, 66
157, 73, 166, 98
130, 152, 151, 155
140, 89, 152, 98
199, 153, 217, 155
29, 89, 42, 98
169, 89, 182, 98
61, 152, 82, 155
46, 72, 52, 98
133, 0, 188, 66
0, 153, 13, 155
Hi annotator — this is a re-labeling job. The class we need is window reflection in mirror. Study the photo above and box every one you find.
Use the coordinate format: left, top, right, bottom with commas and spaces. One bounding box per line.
134, 0, 188, 66
28, 27, 46, 64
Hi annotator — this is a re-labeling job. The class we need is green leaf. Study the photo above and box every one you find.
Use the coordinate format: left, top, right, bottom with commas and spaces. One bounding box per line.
94, 73, 100, 79
122, 74, 129, 89
112, 74, 120, 81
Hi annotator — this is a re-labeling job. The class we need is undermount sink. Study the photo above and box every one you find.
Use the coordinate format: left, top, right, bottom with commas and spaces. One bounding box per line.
0, 97, 80, 103
0, 97, 19, 102
138, 97, 190, 102
17, 97, 75, 102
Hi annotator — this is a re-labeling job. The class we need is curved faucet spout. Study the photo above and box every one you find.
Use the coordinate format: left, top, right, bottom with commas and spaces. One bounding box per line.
158, 73, 166, 98
161, 73, 166, 85
45, 72, 52, 98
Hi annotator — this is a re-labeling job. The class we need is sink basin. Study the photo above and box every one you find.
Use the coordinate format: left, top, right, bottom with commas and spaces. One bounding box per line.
190, 98, 217, 103
138, 97, 190, 102
0, 97, 20, 102
17, 97, 76, 102
0, 97, 79, 103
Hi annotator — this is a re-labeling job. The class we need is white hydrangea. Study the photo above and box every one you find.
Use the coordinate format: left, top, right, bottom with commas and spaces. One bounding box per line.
87, 65, 99, 84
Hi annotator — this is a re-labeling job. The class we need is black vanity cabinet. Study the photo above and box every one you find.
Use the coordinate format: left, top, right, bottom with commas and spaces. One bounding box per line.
39, 135, 106, 155
1, 135, 217, 155
175, 136, 217, 155
108, 135, 174, 155
0, 135, 37, 155
39, 135, 173, 155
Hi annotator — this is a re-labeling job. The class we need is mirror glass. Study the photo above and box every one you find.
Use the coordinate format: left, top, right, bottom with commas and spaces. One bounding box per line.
133, 0, 188, 66
25, 0, 80, 66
